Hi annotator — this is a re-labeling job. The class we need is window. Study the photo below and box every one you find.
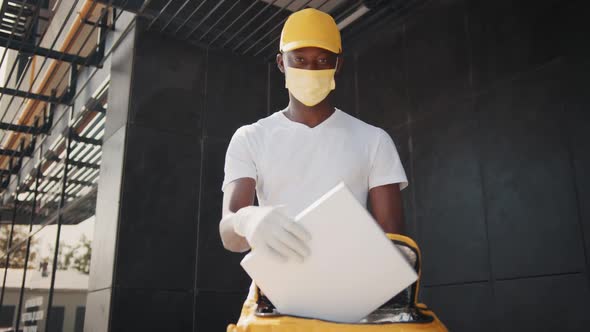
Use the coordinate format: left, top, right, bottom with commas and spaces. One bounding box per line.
74, 306, 85, 332
47, 306, 64, 332
0, 305, 15, 327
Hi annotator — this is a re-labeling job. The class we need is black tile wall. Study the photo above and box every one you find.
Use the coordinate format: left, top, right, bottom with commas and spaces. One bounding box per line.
204, 49, 268, 140
355, 23, 409, 128
194, 291, 248, 332
421, 282, 495, 332
115, 125, 200, 290
267, 62, 289, 115
130, 18, 207, 137
412, 101, 490, 285
565, 61, 590, 278
331, 53, 357, 117
326, 0, 589, 330
476, 62, 585, 279
404, 0, 471, 118
383, 126, 416, 238
467, 0, 565, 92
538, 1, 590, 62
558, 1, 590, 62
110, 288, 194, 331
494, 273, 590, 332
196, 138, 251, 292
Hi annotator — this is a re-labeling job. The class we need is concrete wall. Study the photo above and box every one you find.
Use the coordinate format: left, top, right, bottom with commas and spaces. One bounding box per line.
1, 288, 86, 331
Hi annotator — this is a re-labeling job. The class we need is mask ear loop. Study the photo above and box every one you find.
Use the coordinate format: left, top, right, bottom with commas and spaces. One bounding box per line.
283, 52, 290, 89
330, 56, 339, 90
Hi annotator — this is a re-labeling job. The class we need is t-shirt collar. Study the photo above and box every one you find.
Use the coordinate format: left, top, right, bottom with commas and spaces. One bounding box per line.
277, 107, 340, 130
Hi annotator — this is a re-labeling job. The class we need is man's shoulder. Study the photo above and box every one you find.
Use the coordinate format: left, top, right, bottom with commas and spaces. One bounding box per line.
336, 108, 386, 138
254, 110, 284, 128
231, 111, 282, 138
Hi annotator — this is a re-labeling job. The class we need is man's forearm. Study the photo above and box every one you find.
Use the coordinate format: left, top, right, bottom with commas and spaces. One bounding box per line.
379, 216, 405, 235
219, 212, 251, 252
220, 178, 256, 252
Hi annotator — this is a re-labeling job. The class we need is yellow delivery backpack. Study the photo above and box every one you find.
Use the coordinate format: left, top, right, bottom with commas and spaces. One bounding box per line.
227, 233, 448, 332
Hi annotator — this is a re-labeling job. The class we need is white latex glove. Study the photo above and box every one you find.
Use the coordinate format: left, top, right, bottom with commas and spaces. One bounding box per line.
233, 205, 311, 263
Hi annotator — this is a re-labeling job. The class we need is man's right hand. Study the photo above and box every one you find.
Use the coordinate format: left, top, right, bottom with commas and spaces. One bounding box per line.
232, 205, 311, 263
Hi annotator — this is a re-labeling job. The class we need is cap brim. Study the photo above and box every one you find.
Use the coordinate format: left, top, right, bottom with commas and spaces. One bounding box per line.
280, 40, 341, 54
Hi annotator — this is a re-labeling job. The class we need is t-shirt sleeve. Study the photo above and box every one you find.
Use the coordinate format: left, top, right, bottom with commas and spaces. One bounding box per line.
221, 126, 257, 192
368, 128, 409, 190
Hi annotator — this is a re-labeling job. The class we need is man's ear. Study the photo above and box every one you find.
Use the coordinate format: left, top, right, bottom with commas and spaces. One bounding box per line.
276, 53, 285, 73
335, 55, 344, 75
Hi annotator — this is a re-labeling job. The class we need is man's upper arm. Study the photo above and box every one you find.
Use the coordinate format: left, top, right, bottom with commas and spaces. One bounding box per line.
221, 125, 258, 193
368, 183, 405, 234
367, 128, 408, 234
368, 128, 408, 191
219, 126, 257, 252
222, 178, 256, 217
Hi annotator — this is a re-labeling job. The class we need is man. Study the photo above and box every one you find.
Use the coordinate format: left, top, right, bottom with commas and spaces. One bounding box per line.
219, 8, 408, 264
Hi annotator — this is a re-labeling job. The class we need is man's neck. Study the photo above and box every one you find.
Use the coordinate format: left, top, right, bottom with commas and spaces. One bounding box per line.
285, 97, 335, 128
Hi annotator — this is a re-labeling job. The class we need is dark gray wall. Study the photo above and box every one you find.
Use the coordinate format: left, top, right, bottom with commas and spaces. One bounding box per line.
87, 14, 204, 332
335, 0, 590, 331
87, 15, 271, 332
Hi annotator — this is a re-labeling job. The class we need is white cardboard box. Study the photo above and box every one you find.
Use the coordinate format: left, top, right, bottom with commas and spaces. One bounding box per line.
240, 182, 418, 323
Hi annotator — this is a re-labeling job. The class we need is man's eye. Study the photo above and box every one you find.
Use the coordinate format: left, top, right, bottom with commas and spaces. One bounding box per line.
318, 58, 327, 64
295, 57, 304, 62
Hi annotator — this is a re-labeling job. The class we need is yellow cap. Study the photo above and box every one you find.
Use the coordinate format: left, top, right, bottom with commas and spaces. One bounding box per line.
279, 8, 342, 54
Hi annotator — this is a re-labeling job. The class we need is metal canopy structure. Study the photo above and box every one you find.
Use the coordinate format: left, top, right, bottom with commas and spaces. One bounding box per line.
100, 0, 426, 60
0, 0, 40, 41
0, 84, 107, 226
0, 0, 104, 66
0, 2, 153, 331
0, 0, 158, 230
0, 0, 115, 212
0, 0, 110, 105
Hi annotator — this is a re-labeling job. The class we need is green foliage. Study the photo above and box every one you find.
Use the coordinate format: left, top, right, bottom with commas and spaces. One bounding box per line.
0, 225, 37, 268
57, 234, 92, 274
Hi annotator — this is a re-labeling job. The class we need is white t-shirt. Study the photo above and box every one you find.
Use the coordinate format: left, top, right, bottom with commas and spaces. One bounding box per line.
221, 107, 408, 218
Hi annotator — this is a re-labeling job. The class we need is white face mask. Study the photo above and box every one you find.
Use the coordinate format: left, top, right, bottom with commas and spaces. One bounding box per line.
284, 58, 338, 107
